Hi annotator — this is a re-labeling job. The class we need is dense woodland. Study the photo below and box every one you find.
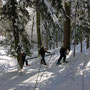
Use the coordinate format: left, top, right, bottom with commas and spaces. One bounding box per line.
0, 0, 90, 69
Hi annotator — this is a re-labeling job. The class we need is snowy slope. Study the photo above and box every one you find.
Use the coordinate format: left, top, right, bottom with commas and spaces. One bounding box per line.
0, 43, 90, 90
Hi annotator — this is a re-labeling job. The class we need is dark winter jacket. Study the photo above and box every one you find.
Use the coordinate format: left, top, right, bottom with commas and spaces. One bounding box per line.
39, 47, 49, 56
60, 47, 67, 56
21, 52, 26, 61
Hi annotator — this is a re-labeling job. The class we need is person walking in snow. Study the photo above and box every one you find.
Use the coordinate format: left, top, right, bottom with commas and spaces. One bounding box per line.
21, 51, 29, 66
57, 46, 69, 65
39, 46, 50, 65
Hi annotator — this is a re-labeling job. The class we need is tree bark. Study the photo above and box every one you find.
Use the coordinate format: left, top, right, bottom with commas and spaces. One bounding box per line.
31, 16, 34, 47
36, 10, 42, 51
56, 30, 58, 48
0, 0, 2, 8
63, 1, 71, 50
87, 0, 90, 48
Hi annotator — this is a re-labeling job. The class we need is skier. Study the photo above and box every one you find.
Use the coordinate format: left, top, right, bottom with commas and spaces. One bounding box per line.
57, 46, 69, 65
39, 46, 50, 65
21, 51, 29, 66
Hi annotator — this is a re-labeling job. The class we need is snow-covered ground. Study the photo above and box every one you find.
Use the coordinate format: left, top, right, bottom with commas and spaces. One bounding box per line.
0, 42, 90, 90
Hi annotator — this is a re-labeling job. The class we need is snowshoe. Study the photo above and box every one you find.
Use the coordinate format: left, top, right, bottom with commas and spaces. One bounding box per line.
56, 62, 61, 65
26, 64, 30, 66
41, 61, 47, 65
41, 63, 47, 65
63, 61, 68, 63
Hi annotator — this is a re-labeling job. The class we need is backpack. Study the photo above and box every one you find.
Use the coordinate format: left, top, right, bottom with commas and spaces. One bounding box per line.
59, 47, 63, 53
39, 49, 42, 54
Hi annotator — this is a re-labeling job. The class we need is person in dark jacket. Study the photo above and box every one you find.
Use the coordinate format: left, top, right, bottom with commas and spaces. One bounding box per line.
21, 52, 29, 66
39, 46, 50, 65
57, 46, 69, 65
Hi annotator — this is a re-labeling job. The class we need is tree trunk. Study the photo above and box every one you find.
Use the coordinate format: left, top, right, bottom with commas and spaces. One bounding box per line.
36, 10, 42, 51
56, 30, 58, 48
86, 35, 89, 49
88, 0, 90, 18
63, 1, 71, 50
46, 35, 49, 49
60, 25, 63, 44
31, 16, 34, 47
0, 0, 2, 8
80, 33, 83, 52
87, 0, 90, 49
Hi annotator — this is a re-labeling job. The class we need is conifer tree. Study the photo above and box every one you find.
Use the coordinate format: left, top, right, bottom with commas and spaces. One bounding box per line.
2, 0, 31, 69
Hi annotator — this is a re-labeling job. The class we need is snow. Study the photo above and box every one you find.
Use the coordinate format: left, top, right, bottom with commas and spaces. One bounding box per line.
0, 39, 90, 90
43, 0, 61, 29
